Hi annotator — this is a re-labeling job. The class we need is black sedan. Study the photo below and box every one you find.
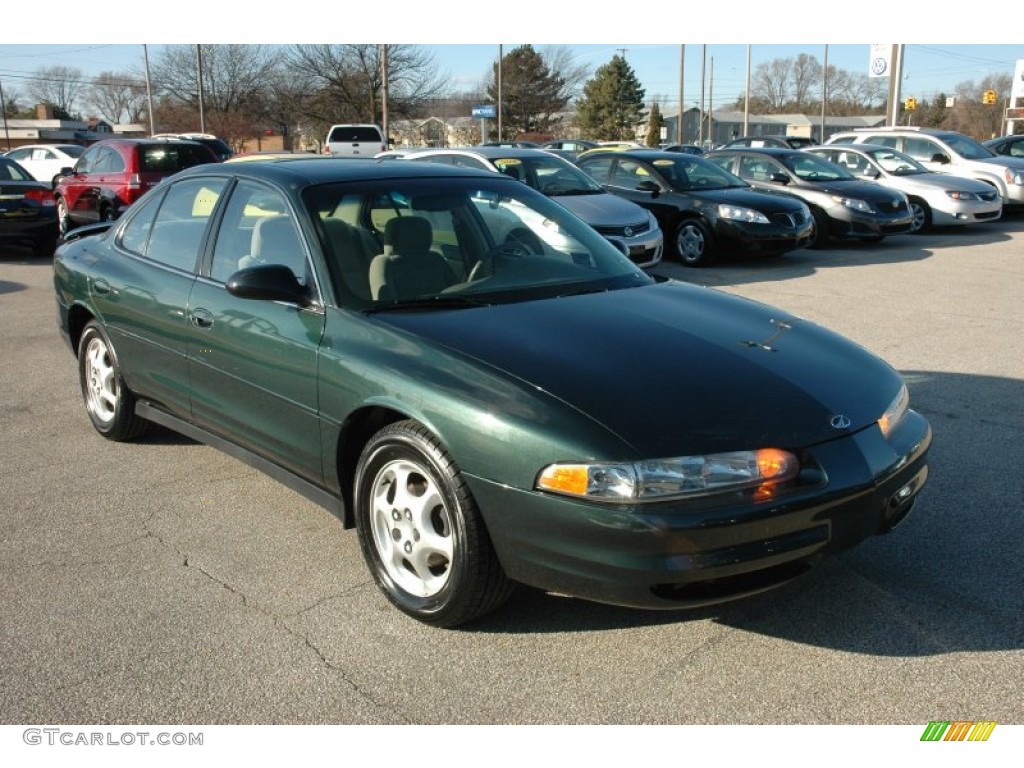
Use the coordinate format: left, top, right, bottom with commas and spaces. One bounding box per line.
0, 156, 59, 256
577, 149, 813, 266
707, 147, 914, 248
53, 157, 931, 627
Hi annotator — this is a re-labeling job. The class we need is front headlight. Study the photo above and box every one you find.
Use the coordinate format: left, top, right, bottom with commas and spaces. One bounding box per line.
877, 383, 909, 438
536, 448, 799, 503
1004, 168, 1024, 186
718, 203, 770, 224
946, 190, 981, 201
830, 195, 873, 213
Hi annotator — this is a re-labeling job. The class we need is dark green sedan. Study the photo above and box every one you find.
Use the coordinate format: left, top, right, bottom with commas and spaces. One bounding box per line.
53, 158, 931, 627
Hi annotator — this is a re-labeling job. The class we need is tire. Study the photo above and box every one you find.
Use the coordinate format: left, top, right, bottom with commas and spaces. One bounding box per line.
808, 208, 830, 249
56, 196, 72, 238
101, 206, 116, 223
908, 198, 932, 233
674, 219, 713, 267
354, 420, 514, 627
77, 321, 148, 441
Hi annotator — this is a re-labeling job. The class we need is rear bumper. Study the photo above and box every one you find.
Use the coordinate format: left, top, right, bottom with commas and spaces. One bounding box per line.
470, 411, 931, 610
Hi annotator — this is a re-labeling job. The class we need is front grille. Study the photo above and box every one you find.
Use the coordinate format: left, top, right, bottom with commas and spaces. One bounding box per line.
769, 210, 806, 228
975, 210, 1000, 220
591, 221, 650, 237
979, 191, 999, 203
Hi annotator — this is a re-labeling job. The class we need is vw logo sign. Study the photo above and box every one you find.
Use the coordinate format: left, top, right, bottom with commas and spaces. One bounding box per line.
830, 414, 852, 429
623, 227, 634, 237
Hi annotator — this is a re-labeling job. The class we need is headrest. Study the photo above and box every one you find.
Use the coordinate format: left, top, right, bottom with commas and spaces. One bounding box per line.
383, 216, 432, 254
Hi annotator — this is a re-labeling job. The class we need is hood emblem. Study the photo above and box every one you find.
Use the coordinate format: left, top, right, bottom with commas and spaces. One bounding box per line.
830, 414, 852, 429
623, 226, 634, 237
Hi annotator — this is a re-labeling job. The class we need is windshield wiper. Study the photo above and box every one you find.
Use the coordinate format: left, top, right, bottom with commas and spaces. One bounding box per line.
364, 295, 492, 314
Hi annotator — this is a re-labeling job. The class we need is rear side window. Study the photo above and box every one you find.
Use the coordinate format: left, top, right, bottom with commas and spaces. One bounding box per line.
328, 126, 383, 143
140, 144, 215, 173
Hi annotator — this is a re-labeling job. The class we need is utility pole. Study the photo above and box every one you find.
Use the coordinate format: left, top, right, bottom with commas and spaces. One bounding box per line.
143, 45, 155, 136
497, 45, 502, 143
678, 45, 684, 143
743, 45, 751, 137
820, 44, 828, 142
196, 45, 206, 134
699, 45, 706, 147
381, 44, 389, 147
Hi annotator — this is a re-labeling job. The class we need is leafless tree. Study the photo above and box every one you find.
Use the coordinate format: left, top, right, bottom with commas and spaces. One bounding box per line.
287, 44, 448, 132
84, 71, 148, 124
27, 65, 85, 116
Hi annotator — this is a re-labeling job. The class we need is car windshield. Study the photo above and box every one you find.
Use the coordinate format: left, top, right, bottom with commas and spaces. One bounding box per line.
492, 155, 604, 196
862, 148, 928, 176
652, 155, 748, 191
779, 152, 854, 182
303, 176, 651, 312
941, 132, 997, 160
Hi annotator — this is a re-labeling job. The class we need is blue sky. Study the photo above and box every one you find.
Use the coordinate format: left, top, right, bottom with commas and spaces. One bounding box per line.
2, 2, 1021, 113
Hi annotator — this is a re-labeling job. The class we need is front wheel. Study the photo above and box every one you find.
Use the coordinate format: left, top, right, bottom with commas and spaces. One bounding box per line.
908, 198, 932, 233
354, 420, 514, 627
56, 196, 72, 238
78, 321, 148, 441
808, 208, 830, 249
674, 219, 713, 266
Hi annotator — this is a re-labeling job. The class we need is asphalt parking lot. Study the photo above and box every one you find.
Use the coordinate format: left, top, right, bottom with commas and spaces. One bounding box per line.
1, 218, 1021, 735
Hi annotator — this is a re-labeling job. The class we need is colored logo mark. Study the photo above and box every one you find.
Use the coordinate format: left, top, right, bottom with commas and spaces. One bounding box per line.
920, 721, 996, 742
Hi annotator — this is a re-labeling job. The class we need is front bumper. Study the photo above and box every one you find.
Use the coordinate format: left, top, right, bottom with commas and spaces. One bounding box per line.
600, 227, 664, 269
715, 215, 814, 254
470, 410, 931, 610
828, 205, 914, 239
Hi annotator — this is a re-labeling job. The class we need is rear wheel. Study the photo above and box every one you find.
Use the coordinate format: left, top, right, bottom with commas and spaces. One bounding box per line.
77, 321, 148, 441
354, 420, 514, 627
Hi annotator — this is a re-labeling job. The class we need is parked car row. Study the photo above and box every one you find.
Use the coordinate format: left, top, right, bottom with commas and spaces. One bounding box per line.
52, 155, 933, 627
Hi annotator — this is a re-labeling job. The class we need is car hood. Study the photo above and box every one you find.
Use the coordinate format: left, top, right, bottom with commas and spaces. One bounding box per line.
375, 281, 902, 457
684, 186, 806, 213
888, 173, 995, 194
797, 179, 905, 205
553, 191, 650, 227
978, 155, 1024, 170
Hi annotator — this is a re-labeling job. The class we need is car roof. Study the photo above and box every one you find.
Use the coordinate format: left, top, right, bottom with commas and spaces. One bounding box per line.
414, 146, 559, 160
173, 156, 503, 186
709, 147, 800, 157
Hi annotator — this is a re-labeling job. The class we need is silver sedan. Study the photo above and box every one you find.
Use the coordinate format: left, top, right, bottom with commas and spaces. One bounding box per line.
807, 144, 1002, 233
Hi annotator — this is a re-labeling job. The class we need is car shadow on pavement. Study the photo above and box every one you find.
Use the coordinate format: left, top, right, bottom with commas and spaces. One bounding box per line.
651, 218, 1019, 289
473, 370, 1024, 658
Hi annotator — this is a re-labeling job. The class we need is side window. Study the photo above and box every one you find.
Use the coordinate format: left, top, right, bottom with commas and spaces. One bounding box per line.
146, 178, 227, 272
450, 155, 487, 170
75, 148, 96, 174
865, 135, 899, 150
211, 181, 309, 287
611, 160, 652, 189
903, 137, 941, 162
7, 148, 29, 161
580, 157, 613, 184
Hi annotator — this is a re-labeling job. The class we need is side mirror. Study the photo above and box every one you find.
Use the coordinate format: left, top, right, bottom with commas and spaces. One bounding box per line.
769, 172, 790, 185
930, 152, 950, 164
636, 180, 661, 197
226, 264, 311, 306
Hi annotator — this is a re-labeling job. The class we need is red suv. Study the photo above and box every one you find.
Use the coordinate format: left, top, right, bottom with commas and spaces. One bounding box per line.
54, 138, 218, 236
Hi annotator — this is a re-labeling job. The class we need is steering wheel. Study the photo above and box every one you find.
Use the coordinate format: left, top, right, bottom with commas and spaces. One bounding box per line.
468, 235, 536, 282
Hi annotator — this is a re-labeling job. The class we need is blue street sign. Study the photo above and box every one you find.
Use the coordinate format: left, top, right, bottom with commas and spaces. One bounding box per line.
472, 105, 497, 119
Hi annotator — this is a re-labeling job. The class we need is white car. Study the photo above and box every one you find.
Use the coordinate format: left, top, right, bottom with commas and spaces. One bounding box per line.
807, 144, 1003, 233
3, 144, 85, 187
402, 147, 664, 269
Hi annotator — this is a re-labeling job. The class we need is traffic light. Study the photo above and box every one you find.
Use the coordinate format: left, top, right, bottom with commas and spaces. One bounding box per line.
983, 89, 998, 105
904, 97, 917, 112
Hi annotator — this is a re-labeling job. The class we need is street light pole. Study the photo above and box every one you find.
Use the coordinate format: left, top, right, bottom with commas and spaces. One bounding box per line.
143, 45, 155, 136
196, 44, 206, 134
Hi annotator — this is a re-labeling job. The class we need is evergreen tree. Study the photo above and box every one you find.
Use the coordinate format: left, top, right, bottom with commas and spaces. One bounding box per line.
574, 55, 646, 140
645, 102, 665, 146
485, 45, 568, 137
